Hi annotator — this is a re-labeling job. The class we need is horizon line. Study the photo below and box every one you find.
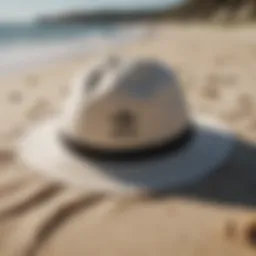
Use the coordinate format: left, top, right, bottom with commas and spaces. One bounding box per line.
0, 1, 182, 23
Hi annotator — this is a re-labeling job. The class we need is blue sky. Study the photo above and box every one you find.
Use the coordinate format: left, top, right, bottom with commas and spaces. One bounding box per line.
0, 0, 182, 21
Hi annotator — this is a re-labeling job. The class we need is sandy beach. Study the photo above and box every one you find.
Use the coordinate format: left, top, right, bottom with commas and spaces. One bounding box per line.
0, 23, 256, 255
1, 23, 256, 153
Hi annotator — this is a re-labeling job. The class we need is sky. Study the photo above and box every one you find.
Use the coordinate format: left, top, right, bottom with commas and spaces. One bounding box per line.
0, 0, 183, 21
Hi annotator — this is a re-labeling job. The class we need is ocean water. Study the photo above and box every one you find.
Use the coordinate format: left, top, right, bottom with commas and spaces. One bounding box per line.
0, 23, 121, 46
0, 23, 146, 74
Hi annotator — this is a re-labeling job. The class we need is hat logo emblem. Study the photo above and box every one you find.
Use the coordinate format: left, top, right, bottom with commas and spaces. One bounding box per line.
112, 110, 137, 138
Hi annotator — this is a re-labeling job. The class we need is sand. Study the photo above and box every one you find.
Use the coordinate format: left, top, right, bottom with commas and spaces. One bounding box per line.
0, 23, 256, 255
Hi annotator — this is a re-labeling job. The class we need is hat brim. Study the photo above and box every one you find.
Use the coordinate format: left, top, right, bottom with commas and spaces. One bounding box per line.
18, 116, 235, 193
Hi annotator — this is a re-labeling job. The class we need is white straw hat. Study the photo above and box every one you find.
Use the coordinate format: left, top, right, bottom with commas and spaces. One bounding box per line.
19, 56, 235, 193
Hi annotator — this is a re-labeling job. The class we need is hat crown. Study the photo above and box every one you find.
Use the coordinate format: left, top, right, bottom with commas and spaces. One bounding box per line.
61, 57, 189, 150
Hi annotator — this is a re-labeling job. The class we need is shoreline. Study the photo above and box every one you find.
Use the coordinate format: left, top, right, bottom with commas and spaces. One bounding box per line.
0, 24, 149, 77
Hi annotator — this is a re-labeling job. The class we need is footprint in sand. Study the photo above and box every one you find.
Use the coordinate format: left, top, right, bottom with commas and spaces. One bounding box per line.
249, 119, 256, 132
8, 90, 23, 104
201, 73, 226, 100
225, 219, 256, 249
225, 220, 237, 239
237, 93, 254, 115
201, 83, 220, 100
220, 93, 253, 123
0, 146, 15, 165
6, 126, 25, 140
202, 72, 238, 102
208, 73, 237, 87
244, 221, 256, 248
